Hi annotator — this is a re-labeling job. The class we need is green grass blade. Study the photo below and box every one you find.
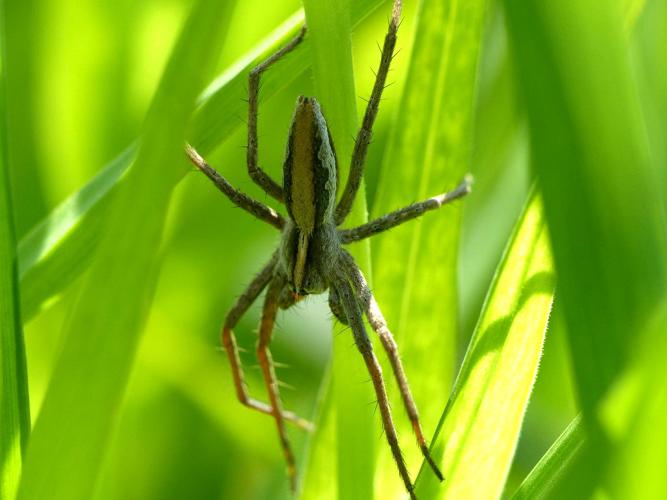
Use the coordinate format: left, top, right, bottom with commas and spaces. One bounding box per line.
606, 304, 667, 499
506, 5, 651, 497
369, 0, 488, 495
18, 145, 134, 320
0, 37, 31, 500
502, 0, 667, 411
511, 415, 584, 500
300, 0, 373, 498
16, 1, 233, 499
502, 0, 667, 491
415, 191, 555, 498
17, 0, 389, 323
3, 0, 47, 237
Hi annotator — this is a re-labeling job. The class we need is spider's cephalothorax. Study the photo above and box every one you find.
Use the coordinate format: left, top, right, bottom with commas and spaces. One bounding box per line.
185, 1, 471, 497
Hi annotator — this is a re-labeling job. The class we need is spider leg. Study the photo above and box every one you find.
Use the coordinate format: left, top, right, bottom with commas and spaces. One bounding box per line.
335, 0, 402, 225
339, 250, 444, 482
222, 253, 313, 431
332, 275, 416, 500
339, 175, 471, 243
248, 26, 307, 202
256, 274, 298, 492
186, 144, 286, 230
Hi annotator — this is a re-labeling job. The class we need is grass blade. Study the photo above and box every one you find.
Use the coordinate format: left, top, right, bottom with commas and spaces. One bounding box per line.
415, 191, 554, 498
16, 1, 233, 498
606, 305, 667, 499
18, 145, 134, 320
511, 415, 584, 500
502, 0, 667, 411
369, 0, 488, 495
17, 0, 389, 323
0, 35, 31, 500
300, 0, 373, 498
502, 0, 667, 491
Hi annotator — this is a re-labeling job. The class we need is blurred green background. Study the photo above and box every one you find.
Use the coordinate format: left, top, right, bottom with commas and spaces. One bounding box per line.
3, 0, 666, 498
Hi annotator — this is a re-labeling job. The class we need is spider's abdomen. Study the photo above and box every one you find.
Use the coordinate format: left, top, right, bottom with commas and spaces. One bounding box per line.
283, 96, 338, 229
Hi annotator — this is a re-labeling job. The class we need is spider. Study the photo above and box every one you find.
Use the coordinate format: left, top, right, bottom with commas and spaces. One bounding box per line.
185, 0, 470, 497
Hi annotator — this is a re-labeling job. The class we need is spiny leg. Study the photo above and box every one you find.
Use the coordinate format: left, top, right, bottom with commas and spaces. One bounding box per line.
186, 144, 286, 230
332, 276, 416, 500
221, 252, 312, 431
256, 274, 298, 492
335, 0, 402, 225
248, 26, 307, 202
339, 175, 471, 244
339, 250, 443, 481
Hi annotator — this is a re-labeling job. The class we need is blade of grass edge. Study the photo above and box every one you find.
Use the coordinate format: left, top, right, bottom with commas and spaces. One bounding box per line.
511, 415, 584, 500
415, 190, 554, 498
300, 0, 374, 498
17, 0, 389, 323
369, 0, 488, 495
0, 30, 30, 500
16, 1, 233, 499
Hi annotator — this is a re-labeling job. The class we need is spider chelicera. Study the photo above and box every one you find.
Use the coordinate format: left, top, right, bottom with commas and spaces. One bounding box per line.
185, 0, 470, 497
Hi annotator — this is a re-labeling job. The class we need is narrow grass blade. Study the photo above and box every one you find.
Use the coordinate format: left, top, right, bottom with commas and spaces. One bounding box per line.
3, 0, 48, 237
415, 191, 554, 499
369, 0, 488, 495
17, 0, 389, 323
511, 416, 584, 500
301, 0, 373, 498
18, 145, 134, 320
0, 40, 30, 500
16, 1, 233, 499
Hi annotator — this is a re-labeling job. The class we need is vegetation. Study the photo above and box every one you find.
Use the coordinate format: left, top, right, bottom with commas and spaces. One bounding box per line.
1, 0, 665, 498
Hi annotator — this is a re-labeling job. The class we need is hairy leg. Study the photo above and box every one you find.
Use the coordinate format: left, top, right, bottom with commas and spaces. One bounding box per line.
248, 26, 307, 202
221, 252, 312, 430
339, 250, 443, 481
332, 275, 416, 500
339, 175, 471, 243
186, 144, 286, 230
256, 274, 299, 492
335, 0, 402, 225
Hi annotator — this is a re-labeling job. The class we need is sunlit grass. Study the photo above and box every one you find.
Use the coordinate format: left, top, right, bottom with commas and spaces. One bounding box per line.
2, 0, 666, 499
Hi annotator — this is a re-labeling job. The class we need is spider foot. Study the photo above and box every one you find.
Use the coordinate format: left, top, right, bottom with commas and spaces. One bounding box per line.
245, 398, 314, 432
283, 409, 315, 433
412, 421, 443, 481
420, 443, 444, 481
288, 462, 299, 494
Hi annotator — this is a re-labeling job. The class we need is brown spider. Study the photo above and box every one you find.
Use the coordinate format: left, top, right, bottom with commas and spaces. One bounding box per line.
185, 0, 470, 497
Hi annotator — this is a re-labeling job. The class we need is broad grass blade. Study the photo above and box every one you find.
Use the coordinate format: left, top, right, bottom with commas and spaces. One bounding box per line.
503, 0, 667, 492
415, 191, 554, 499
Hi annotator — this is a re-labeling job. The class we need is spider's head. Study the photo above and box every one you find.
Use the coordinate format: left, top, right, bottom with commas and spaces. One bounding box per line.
280, 96, 338, 295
